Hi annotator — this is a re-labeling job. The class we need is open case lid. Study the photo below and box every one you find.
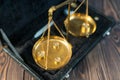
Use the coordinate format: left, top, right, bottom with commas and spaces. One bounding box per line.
0, 29, 44, 80
0, 0, 65, 45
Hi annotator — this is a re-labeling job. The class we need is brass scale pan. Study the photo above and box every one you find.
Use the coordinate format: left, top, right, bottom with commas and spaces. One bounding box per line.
32, 2, 96, 70
32, 36, 72, 70
64, 13, 96, 37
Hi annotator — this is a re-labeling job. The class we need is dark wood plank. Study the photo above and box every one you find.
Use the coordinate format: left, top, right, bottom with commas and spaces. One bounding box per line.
0, 51, 25, 80
109, 0, 120, 21
89, 0, 119, 21
103, 0, 120, 21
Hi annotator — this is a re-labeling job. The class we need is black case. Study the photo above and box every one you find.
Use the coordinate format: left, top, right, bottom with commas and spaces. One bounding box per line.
0, 0, 115, 80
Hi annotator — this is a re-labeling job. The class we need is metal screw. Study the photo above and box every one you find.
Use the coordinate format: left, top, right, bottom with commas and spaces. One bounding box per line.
94, 16, 99, 21
106, 31, 110, 36
65, 73, 70, 78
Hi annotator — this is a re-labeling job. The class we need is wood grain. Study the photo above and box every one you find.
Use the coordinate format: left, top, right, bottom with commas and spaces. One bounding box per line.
0, 0, 120, 80
0, 51, 24, 80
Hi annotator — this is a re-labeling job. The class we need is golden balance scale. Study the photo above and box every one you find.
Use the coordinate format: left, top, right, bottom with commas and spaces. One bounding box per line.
32, 0, 96, 70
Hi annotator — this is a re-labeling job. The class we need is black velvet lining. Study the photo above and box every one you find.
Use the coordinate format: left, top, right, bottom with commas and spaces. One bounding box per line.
18, 8, 113, 79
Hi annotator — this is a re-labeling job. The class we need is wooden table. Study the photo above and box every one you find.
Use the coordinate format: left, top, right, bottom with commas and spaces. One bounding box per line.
0, 0, 120, 80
